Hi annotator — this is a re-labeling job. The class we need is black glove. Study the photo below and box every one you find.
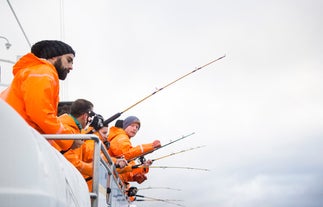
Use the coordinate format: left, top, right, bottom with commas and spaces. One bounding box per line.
90, 114, 105, 131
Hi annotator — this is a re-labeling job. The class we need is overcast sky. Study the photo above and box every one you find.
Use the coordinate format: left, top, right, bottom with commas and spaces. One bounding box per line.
1, 1, 323, 207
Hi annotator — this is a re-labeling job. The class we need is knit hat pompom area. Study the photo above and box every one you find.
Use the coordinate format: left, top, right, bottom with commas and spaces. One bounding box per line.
31, 40, 75, 59
123, 116, 140, 130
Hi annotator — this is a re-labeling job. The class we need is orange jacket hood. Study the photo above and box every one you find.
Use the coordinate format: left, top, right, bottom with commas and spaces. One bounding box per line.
107, 126, 126, 142
59, 114, 81, 133
12, 53, 57, 76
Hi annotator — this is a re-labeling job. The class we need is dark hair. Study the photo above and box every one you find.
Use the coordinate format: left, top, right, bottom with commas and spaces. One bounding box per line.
70, 99, 93, 118
115, 119, 123, 128
57, 101, 73, 116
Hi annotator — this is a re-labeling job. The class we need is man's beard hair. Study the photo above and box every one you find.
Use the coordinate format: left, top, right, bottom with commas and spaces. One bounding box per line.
53, 58, 69, 80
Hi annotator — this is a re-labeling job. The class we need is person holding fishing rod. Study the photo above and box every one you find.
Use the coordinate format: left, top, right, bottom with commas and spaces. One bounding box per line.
80, 122, 129, 191
59, 99, 127, 191
108, 116, 161, 184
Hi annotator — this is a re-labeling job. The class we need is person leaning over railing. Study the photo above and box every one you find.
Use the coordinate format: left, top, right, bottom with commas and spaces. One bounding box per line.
80, 118, 128, 191
0, 40, 80, 152
63, 111, 128, 192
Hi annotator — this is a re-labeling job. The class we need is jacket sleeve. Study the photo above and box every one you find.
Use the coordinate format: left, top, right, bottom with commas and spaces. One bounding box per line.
82, 140, 95, 162
122, 143, 155, 161
109, 134, 154, 160
64, 147, 93, 177
116, 161, 149, 174
22, 70, 71, 135
119, 167, 149, 183
48, 140, 73, 152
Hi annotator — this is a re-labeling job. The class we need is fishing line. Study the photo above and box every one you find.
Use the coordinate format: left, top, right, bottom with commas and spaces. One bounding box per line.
127, 132, 195, 162
148, 166, 210, 171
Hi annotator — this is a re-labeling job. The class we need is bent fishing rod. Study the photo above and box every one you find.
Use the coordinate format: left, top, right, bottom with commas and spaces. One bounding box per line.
136, 195, 182, 202
151, 145, 205, 162
138, 186, 182, 191
130, 145, 206, 171
130, 145, 205, 170
103, 55, 226, 126
127, 132, 195, 162
147, 166, 210, 171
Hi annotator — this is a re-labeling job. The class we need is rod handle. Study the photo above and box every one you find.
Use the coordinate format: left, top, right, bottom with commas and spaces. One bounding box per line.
103, 112, 122, 126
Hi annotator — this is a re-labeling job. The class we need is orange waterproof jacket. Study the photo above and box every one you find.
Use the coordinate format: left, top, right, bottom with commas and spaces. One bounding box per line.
81, 127, 110, 163
58, 113, 81, 134
66, 128, 109, 191
61, 115, 93, 190
118, 160, 149, 183
76, 129, 131, 191
0, 53, 73, 150
83, 129, 138, 175
64, 144, 93, 177
107, 126, 155, 161
82, 129, 126, 171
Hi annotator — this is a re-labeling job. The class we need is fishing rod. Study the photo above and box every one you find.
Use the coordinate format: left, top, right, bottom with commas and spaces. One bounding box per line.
138, 186, 182, 191
136, 195, 182, 202
146, 166, 210, 171
127, 132, 195, 162
151, 145, 205, 162
103, 55, 226, 126
134, 199, 184, 207
130, 145, 205, 170
135, 195, 185, 207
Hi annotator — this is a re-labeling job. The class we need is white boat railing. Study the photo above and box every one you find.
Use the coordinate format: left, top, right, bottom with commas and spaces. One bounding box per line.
43, 134, 130, 207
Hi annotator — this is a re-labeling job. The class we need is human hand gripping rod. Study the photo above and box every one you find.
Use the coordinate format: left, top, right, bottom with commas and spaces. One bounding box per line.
103, 55, 226, 126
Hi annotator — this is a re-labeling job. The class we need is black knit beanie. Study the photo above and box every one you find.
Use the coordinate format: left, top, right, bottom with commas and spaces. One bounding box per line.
31, 40, 75, 59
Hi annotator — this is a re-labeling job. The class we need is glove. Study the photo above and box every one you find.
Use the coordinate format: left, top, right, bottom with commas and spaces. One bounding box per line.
133, 173, 147, 184
90, 114, 104, 131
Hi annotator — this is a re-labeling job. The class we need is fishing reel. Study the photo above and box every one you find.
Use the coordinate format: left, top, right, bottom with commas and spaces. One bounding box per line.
88, 113, 105, 131
137, 156, 146, 165
103, 141, 110, 149
127, 186, 138, 197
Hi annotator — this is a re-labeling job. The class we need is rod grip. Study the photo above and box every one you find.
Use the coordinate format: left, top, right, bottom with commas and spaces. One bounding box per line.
103, 112, 122, 126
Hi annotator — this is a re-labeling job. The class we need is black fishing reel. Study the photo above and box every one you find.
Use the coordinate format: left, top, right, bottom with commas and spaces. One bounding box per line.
103, 141, 110, 149
127, 186, 138, 197
137, 156, 146, 165
89, 113, 105, 131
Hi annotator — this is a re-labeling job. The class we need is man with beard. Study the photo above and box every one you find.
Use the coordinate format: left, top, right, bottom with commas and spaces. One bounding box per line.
0, 40, 79, 152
